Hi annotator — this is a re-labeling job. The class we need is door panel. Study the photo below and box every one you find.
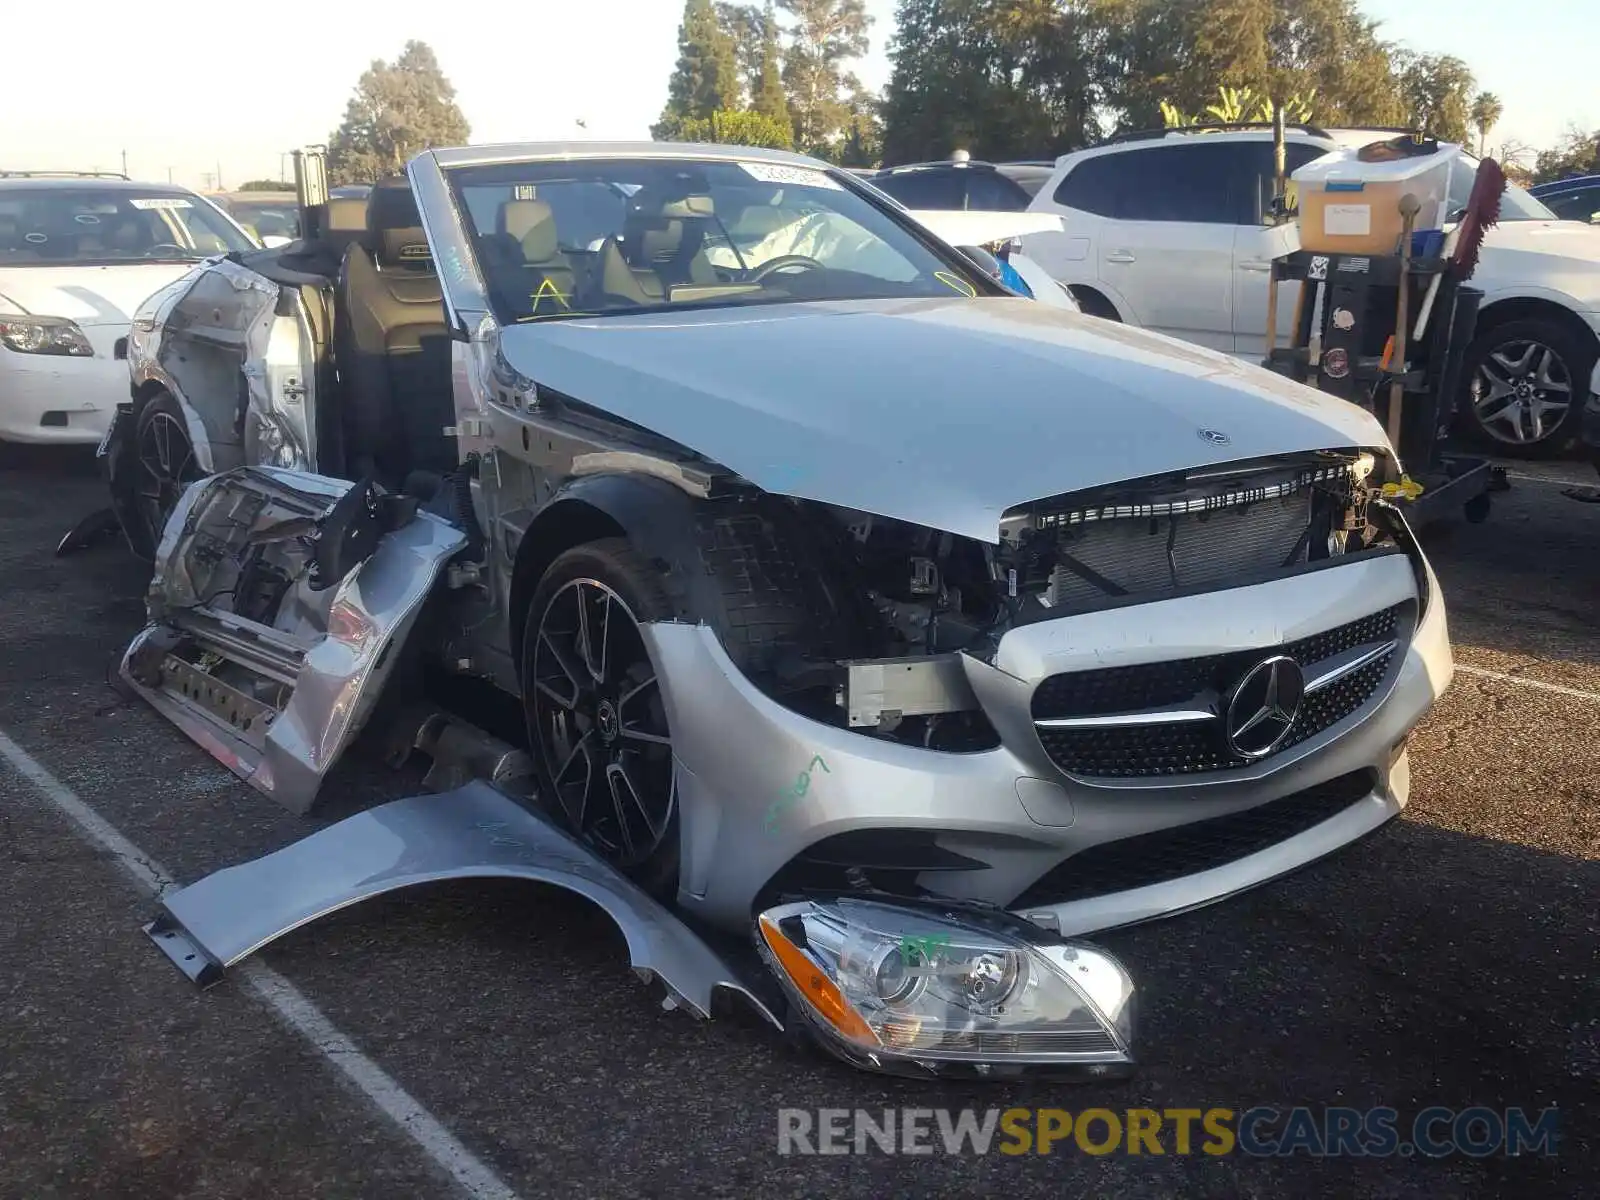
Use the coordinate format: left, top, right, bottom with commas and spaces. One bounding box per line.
1232, 141, 1329, 357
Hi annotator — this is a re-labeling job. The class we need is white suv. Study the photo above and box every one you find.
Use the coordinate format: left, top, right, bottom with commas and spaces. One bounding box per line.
1022, 128, 1600, 457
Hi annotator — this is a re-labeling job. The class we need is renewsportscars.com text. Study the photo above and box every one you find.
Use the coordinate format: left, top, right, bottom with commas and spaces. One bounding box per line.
776, 1106, 1561, 1158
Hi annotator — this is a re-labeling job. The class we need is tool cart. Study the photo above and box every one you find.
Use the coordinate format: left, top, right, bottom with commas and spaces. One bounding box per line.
1260, 124, 1504, 526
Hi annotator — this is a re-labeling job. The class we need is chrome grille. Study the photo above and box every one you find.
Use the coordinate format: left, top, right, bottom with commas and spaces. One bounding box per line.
1030, 604, 1407, 779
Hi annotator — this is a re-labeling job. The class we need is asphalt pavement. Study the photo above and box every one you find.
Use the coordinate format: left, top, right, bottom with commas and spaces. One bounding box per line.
0, 445, 1595, 1199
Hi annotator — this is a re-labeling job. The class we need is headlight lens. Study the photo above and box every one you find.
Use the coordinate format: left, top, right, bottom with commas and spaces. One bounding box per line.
0, 315, 95, 356
756, 896, 1135, 1079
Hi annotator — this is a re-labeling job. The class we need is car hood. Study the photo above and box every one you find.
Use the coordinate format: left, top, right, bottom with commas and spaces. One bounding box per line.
0, 263, 202, 327
499, 296, 1386, 543
1476, 221, 1600, 307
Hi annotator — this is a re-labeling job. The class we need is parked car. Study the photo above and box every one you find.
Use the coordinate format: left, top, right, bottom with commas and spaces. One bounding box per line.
866, 153, 1038, 212
209, 189, 300, 246
107, 144, 1450, 975
0, 173, 256, 444
1528, 174, 1600, 224
1022, 127, 1600, 457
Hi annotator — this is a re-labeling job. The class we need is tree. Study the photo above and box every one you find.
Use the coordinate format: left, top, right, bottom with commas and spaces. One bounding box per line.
655, 0, 742, 140
663, 108, 795, 149
717, 2, 771, 101
779, 0, 872, 154
1393, 52, 1475, 144
751, 4, 792, 128
1532, 125, 1600, 184
238, 179, 295, 192
326, 41, 470, 185
834, 93, 883, 166
1469, 91, 1504, 156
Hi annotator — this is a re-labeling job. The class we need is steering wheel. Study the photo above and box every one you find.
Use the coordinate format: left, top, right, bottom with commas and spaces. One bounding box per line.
748, 254, 827, 283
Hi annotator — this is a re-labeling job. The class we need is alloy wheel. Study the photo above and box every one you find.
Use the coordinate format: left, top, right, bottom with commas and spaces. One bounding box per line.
1471, 338, 1573, 446
135, 409, 199, 550
528, 578, 674, 867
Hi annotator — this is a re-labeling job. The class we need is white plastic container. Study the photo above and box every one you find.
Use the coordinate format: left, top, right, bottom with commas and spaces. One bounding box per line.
1291, 144, 1457, 256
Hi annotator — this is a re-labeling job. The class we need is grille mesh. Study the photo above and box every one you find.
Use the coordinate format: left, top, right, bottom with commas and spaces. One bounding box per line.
1030, 604, 1405, 778
1013, 769, 1378, 908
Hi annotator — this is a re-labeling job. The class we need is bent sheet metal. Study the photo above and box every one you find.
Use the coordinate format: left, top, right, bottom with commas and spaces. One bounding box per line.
144, 779, 782, 1028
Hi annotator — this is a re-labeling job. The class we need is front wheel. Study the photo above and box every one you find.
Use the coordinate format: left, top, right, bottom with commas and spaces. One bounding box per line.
124, 392, 201, 559
1460, 319, 1595, 457
521, 539, 680, 897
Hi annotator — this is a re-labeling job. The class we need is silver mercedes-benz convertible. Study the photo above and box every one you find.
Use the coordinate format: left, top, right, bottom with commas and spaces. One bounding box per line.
97, 141, 1452, 1080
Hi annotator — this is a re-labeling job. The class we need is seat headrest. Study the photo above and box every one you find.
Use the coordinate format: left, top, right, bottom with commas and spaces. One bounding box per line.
625, 184, 714, 225
636, 222, 685, 263
326, 197, 368, 234
364, 177, 431, 267
499, 199, 559, 263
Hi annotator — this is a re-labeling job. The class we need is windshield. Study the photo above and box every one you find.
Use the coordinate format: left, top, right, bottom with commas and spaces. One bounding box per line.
1449, 153, 1555, 221
446, 156, 994, 324
0, 187, 255, 265
223, 198, 301, 242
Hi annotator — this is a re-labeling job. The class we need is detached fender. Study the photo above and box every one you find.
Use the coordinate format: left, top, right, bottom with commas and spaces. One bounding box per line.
144, 780, 782, 1027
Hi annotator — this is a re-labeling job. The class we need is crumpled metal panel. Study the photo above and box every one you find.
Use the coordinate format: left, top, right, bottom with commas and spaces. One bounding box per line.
122, 467, 467, 815
144, 781, 782, 1028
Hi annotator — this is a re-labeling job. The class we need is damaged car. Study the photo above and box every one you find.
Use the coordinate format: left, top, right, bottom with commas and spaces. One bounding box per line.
103, 142, 1451, 1078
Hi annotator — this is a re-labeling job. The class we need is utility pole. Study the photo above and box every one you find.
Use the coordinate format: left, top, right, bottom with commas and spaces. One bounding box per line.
280, 152, 288, 182
216, 160, 224, 192
167, 166, 174, 184
121, 149, 128, 177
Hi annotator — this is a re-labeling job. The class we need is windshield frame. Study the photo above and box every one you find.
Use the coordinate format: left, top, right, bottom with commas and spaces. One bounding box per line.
440, 154, 1006, 328
0, 185, 258, 267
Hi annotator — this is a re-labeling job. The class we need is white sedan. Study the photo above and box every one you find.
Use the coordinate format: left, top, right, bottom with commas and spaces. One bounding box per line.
0, 175, 256, 445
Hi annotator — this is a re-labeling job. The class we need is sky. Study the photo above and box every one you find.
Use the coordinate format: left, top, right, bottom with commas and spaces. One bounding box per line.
5, 0, 1595, 190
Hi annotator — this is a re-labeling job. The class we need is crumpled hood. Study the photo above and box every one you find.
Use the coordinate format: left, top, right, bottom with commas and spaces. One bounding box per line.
1474, 221, 1600, 309
0, 263, 201, 326
500, 296, 1386, 543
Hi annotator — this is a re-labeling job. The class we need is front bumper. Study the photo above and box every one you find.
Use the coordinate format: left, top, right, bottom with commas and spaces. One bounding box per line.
647, 548, 1452, 936
0, 335, 124, 444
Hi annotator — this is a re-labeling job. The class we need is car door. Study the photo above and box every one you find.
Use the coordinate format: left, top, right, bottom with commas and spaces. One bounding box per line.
1050, 143, 1241, 350
1543, 184, 1600, 224
1232, 140, 1332, 359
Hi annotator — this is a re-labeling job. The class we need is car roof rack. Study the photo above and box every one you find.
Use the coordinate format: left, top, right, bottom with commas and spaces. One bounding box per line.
0, 169, 133, 180
1096, 121, 1332, 147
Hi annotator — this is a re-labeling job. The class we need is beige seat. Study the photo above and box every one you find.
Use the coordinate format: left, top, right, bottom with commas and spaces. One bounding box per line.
598, 191, 720, 305
492, 199, 578, 315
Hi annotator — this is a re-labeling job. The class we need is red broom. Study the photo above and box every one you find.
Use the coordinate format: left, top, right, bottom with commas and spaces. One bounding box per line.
1414, 156, 1506, 340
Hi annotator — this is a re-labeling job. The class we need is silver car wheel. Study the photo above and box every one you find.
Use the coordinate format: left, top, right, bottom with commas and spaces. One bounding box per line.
1471, 337, 1573, 445
529, 578, 675, 867
134, 409, 198, 550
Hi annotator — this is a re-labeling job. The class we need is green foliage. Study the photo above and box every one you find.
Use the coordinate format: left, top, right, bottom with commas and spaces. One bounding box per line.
1469, 91, 1504, 155
326, 41, 470, 186
779, 0, 873, 154
1392, 52, 1475, 144
655, 0, 742, 139
237, 179, 295, 192
1161, 86, 1316, 127
661, 108, 795, 150
1532, 127, 1600, 184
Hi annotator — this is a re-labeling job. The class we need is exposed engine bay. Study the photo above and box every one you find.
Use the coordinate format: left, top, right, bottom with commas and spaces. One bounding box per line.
763, 450, 1397, 749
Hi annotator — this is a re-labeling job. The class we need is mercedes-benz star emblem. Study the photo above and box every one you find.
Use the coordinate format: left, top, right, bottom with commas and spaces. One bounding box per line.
1225, 655, 1305, 759
1198, 428, 1231, 445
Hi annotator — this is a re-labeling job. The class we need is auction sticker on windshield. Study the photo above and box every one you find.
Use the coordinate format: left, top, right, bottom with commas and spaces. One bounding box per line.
738, 162, 842, 190
129, 197, 193, 210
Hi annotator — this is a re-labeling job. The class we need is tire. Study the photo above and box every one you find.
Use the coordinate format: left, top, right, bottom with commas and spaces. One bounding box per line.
1459, 317, 1596, 458
1068, 287, 1122, 322
521, 539, 684, 898
122, 392, 202, 560
519, 518, 841, 898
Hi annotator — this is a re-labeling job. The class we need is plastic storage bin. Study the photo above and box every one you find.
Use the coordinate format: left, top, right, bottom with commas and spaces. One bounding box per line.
1292, 144, 1457, 255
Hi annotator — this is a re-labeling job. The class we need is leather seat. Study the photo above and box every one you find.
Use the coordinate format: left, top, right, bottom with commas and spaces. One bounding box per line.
598, 189, 719, 304
333, 177, 456, 488
490, 198, 578, 316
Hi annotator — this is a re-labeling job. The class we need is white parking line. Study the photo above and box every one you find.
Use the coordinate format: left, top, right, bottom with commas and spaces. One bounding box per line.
0, 727, 522, 1200
1455, 663, 1600, 703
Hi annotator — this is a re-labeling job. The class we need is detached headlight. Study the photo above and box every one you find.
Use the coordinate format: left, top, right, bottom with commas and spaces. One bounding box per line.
756, 896, 1134, 1080
0, 315, 95, 356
